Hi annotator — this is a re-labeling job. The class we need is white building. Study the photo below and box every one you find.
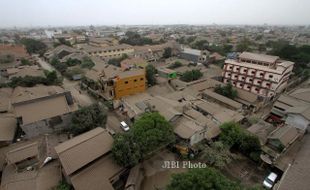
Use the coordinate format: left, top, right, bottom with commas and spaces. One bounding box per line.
222, 52, 294, 98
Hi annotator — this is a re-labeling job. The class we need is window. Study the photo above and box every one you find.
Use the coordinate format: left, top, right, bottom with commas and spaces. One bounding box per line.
257, 80, 261, 84
134, 79, 137, 82
269, 75, 273, 78
124, 81, 128, 84
249, 79, 253, 82
140, 78, 144, 81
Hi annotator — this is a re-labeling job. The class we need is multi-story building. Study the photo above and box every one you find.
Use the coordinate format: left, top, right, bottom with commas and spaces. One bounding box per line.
83, 44, 134, 60
92, 64, 146, 100
222, 52, 294, 98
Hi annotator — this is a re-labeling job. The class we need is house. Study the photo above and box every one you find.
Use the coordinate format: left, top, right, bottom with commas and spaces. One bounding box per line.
55, 127, 125, 190
44, 45, 78, 60
11, 85, 78, 138
174, 117, 206, 146
0, 141, 61, 190
99, 68, 146, 100
194, 100, 244, 125
179, 47, 209, 63
6, 65, 45, 80
157, 67, 177, 79
202, 89, 242, 111
82, 44, 134, 60
247, 120, 275, 145
0, 114, 17, 147
275, 134, 310, 190
120, 57, 148, 71
286, 106, 310, 131
89, 37, 118, 47
222, 52, 294, 98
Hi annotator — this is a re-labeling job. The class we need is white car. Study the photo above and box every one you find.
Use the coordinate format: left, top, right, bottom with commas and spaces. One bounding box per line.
263, 172, 278, 189
120, 121, 130, 132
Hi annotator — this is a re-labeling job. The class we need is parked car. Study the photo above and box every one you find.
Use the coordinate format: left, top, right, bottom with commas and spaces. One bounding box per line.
120, 121, 130, 132
263, 172, 278, 189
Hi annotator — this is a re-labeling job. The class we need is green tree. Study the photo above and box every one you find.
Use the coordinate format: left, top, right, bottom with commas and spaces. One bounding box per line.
54, 181, 72, 190
236, 38, 251, 52
168, 61, 182, 69
214, 83, 237, 99
163, 47, 172, 58
219, 122, 261, 162
191, 40, 209, 50
20, 58, 32, 65
20, 38, 47, 56
112, 133, 142, 167
180, 69, 203, 82
146, 64, 156, 86
70, 103, 107, 136
80, 57, 95, 69
112, 112, 175, 167
167, 168, 243, 190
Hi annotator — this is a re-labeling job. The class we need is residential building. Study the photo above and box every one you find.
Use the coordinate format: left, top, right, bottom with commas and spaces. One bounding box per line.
55, 127, 125, 190
0, 142, 61, 190
179, 47, 209, 63
157, 67, 177, 79
11, 85, 78, 138
89, 37, 118, 47
120, 57, 148, 71
6, 65, 45, 79
202, 89, 242, 111
44, 45, 78, 60
0, 114, 16, 147
82, 44, 134, 60
174, 117, 206, 146
222, 52, 294, 98
99, 68, 146, 100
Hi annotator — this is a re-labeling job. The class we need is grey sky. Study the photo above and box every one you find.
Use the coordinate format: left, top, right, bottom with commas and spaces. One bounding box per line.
0, 0, 309, 27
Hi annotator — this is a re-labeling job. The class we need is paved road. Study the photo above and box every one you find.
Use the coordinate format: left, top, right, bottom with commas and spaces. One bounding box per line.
106, 112, 124, 134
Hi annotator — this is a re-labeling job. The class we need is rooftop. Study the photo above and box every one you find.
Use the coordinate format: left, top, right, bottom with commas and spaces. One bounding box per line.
239, 52, 279, 63
55, 127, 113, 176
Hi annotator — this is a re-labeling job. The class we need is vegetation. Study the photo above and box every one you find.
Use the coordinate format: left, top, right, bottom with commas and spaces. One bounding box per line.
236, 38, 252, 52
112, 112, 175, 167
20, 38, 47, 55
50, 58, 68, 73
268, 41, 310, 77
54, 181, 72, 190
219, 122, 261, 162
70, 103, 107, 136
80, 57, 95, 69
214, 83, 238, 99
179, 69, 203, 82
0, 54, 15, 63
20, 58, 32, 65
191, 39, 209, 50
54, 37, 72, 47
208, 44, 233, 55
167, 168, 244, 190
64, 67, 84, 80
168, 61, 183, 69
65, 58, 81, 67
107, 53, 128, 67
146, 64, 157, 86
119, 31, 154, 45
0, 70, 61, 88
177, 36, 196, 45
162, 47, 172, 58
201, 141, 234, 169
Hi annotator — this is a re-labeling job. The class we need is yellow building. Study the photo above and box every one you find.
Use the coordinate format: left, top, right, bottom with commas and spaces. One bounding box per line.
113, 69, 146, 99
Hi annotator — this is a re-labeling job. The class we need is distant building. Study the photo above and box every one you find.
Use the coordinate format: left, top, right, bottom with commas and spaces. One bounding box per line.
179, 47, 209, 63
222, 52, 294, 98
120, 57, 148, 71
82, 44, 134, 60
157, 67, 177, 79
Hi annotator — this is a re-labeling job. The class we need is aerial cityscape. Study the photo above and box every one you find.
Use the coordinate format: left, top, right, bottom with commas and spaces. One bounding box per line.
0, 0, 309, 190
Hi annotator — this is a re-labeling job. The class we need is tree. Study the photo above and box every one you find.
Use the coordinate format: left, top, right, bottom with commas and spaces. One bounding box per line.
214, 83, 237, 99
80, 57, 95, 69
45, 70, 60, 85
112, 112, 175, 167
168, 61, 182, 69
54, 181, 72, 190
50, 58, 68, 73
191, 40, 209, 50
20, 38, 47, 55
119, 31, 154, 45
163, 47, 172, 58
166, 168, 243, 190
112, 133, 142, 167
236, 38, 251, 52
201, 141, 234, 169
20, 58, 32, 65
70, 103, 107, 136
108, 54, 128, 67
219, 122, 261, 162
180, 69, 203, 82
146, 64, 156, 86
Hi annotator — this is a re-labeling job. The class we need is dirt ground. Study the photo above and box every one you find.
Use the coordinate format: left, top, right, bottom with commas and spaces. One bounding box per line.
222, 154, 267, 188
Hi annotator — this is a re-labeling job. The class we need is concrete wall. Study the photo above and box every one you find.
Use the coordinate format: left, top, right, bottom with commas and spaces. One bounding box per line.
190, 131, 205, 146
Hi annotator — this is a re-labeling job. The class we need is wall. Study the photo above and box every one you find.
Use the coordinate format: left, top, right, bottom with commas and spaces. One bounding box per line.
190, 131, 205, 146
114, 74, 146, 99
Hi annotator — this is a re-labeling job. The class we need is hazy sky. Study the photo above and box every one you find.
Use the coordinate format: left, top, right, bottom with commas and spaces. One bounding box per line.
0, 0, 309, 27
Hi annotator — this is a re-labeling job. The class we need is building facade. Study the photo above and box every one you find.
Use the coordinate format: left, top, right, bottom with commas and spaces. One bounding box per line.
222, 52, 294, 98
